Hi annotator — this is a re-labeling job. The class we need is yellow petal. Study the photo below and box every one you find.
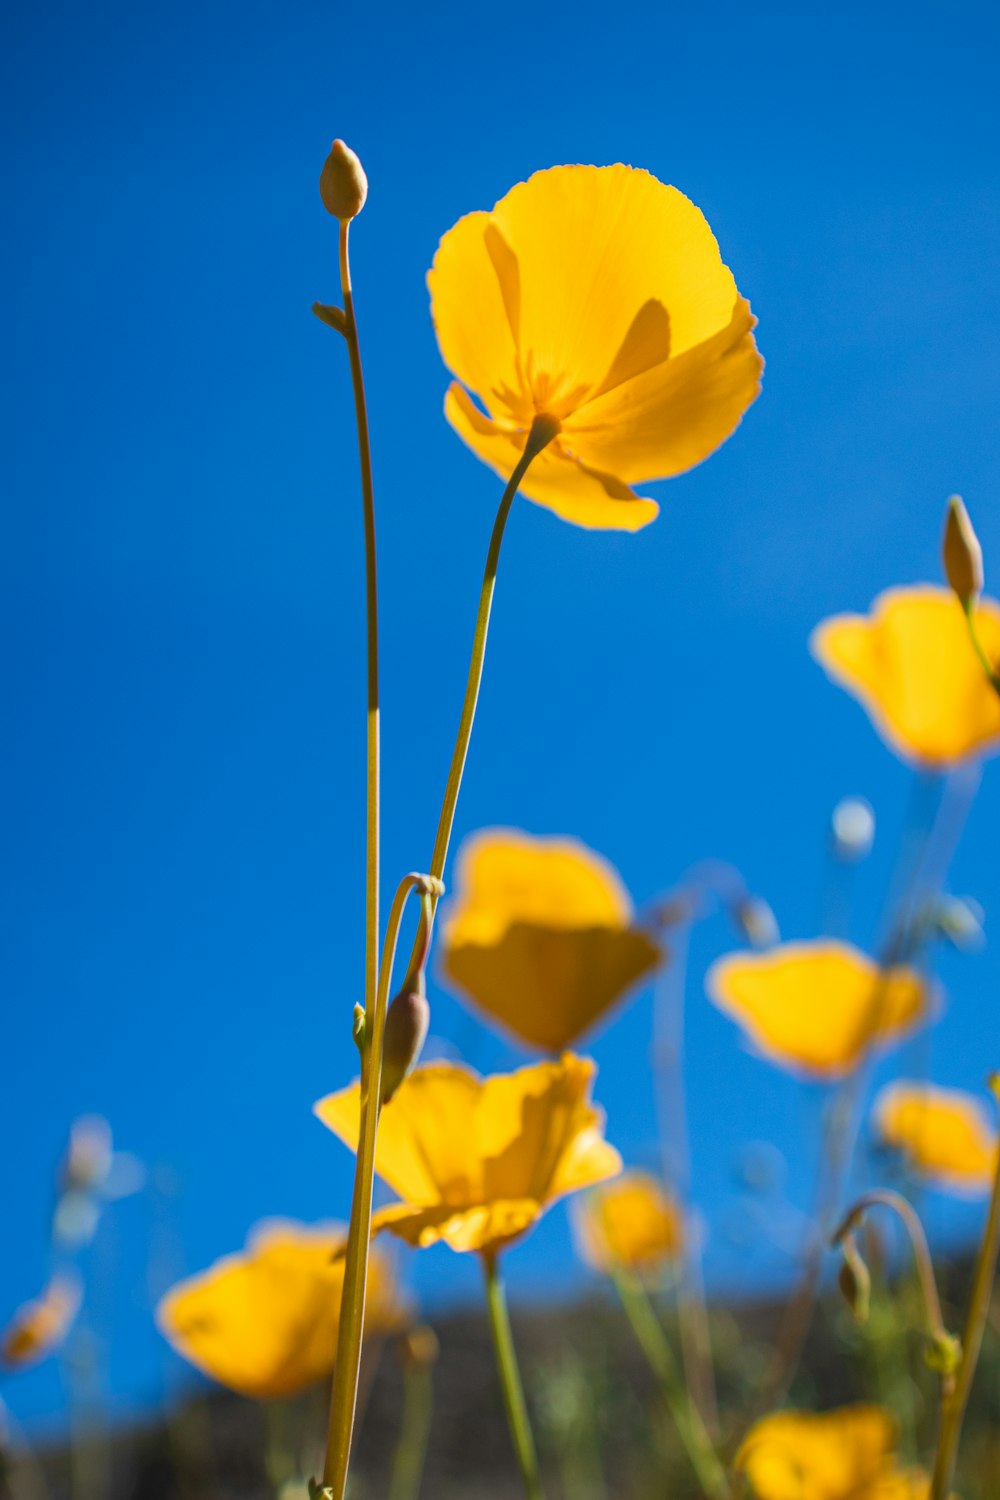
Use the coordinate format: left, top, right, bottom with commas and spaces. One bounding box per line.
735, 1406, 902, 1499
315, 1063, 483, 1206
488, 165, 740, 392
562, 299, 763, 482
156, 1220, 402, 1400
573, 1171, 683, 1276
440, 828, 664, 1050
371, 1198, 542, 1255
444, 384, 660, 531
706, 940, 931, 1081
811, 586, 1000, 767
873, 1081, 999, 1195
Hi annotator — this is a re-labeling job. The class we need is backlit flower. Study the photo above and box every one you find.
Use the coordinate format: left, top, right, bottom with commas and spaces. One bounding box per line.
706, 940, 931, 1081
873, 1081, 998, 1195
1, 1272, 82, 1369
156, 1220, 404, 1400
314, 1055, 621, 1256
428, 165, 762, 531
811, 586, 1000, 767
735, 1406, 930, 1499
438, 829, 663, 1051
572, 1170, 683, 1277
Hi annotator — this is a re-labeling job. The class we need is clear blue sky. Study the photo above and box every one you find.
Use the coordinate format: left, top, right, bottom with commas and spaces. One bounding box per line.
4, 0, 1000, 1432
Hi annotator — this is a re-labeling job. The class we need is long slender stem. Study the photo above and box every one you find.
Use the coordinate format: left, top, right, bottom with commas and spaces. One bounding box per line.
930, 1077, 1000, 1499
338, 218, 381, 1053
833, 1190, 948, 1349
482, 1253, 546, 1500
611, 1269, 729, 1500
963, 602, 1000, 695
388, 1360, 434, 1500
321, 872, 435, 1495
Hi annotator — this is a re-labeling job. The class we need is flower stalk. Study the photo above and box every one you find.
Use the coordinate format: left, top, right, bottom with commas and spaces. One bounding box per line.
483, 1252, 546, 1500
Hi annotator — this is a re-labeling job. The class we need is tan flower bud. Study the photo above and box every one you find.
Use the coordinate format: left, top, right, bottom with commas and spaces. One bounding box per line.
380, 988, 430, 1104
319, 139, 368, 221
943, 495, 983, 606
837, 1235, 870, 1325
396, 1323, 440, 1370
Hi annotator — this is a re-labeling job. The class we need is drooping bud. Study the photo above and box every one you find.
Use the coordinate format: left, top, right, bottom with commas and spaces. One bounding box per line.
943, 495, 984, 607
838, 1234, 871, 1325
731, 895, 779, 950
319, 139, 368, 221
380, 987, 430, 1105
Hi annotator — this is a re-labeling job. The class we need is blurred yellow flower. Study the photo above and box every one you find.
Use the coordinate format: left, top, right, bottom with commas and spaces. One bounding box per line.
873, 1081, 998, 1195
811, 585, 1000, 767
572, 1170, 683, 1278
314, 1054, 621, 1256
428, 164, 762, 531
735, 1406, 931, 1499
706, 940, 930, 1081
156, 1220, 404, 1400
438, 829, 664, 1051
1, 1272, 81, 1369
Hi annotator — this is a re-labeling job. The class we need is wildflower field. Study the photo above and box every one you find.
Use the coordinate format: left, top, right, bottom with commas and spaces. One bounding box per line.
4, 5, 1000, 1499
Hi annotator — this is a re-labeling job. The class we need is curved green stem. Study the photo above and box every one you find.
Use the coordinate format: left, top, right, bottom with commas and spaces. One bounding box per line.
963, 601, 1000, 696
833, 1190, 949, 1349
338, 217, 381, 1061
610, 1269, 728, 1500
388, 1359, 434, 1500
483, 1253, 546, 1500
931, 1075, 1000, 1499
321, 871, 440, 1495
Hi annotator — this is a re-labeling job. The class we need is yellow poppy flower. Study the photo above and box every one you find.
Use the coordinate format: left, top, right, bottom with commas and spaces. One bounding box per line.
1, 1272, 82, 1369
873, 1081, 999, 1195
811, 585, 1000, 767
438, 829, 664, 1051
314, 1054, 622, 1256
428, 164, 762, 531
706, 940, 930, 1081
572, 1170, 683, 1277
735, 1406, 931, 1499
156, 1220, 404, 1400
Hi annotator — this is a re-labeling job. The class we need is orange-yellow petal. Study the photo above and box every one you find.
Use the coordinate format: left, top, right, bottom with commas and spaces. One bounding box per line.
370, 1198, 542, 1255
562, 299, 763, 483
873, 1081, 999, 1195
735, 1405, 903, 1499
1, 1273, 82, 1369
444, 384, 659, 532
573, 1171, 683, 1276
156, 1220, 403, 1400
439, 829, 664, 1050
706, 940, 931, 1081
811, 586, 1000, 767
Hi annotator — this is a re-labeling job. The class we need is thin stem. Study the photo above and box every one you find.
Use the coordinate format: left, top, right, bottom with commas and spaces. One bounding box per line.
833, 1190, 948, 1349
482, 1253, 546, 1500
321, 871, 438, 1496
963, 601, 1000, 695
339, 217, 381, 1069
388, 1361, 434, 1500
610, 1269, 729, 1500
930, 1077, 1000, 1499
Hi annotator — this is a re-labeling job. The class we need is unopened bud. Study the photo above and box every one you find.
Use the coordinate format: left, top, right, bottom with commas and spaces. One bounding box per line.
396, 1323, 439, 1370
732, 896, 779, 950
831, 797, 875, 862
319, 139, 368, 221
931, 894, 985, 952
838, 1235, 871, 1324
943, 495, 983, 607
380, 988, 430, 1104
925, 1330, 962, 1376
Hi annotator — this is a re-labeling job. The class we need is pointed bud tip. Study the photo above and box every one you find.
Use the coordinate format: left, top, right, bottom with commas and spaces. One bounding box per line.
319, 139, 368, 221
943, 494, 984, 606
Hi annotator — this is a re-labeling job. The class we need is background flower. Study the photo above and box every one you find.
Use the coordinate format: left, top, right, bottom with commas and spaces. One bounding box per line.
572, 1170, 683, 1278
706, 940, 931, 1081
873, 1080, 998, 1195
428, 164, 762, 530
811, 586, 1000, 767
438, 828, 663, 1051
156, 1220, 405, 1400
314, 1055, 622, 1256
735, 1405, 931, 1499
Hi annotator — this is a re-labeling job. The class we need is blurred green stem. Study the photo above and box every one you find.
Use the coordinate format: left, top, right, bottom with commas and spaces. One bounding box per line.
611, 1269, 728, 1500
834, 1190, 949, 1353
483, 1254, 546, 1500
388, 1362, 434, 1500
963, 601, 1000, 695
930, 1074, 1000, 1499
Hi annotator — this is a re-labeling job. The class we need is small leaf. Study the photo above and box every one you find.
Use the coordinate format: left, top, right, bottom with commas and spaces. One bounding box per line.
312, 302, 347, 335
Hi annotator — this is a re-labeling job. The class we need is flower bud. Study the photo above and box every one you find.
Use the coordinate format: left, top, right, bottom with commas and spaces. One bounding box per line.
838, 1235, 870, 1325
396, 1323, 439, 1371
943, 495, 983, 606
731, 895, 779, 950
380, 988, 430, 1104
319, 139, 368, 221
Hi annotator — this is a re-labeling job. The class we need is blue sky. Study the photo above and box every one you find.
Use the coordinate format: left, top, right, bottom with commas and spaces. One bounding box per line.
4, 0, 1000, 1432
